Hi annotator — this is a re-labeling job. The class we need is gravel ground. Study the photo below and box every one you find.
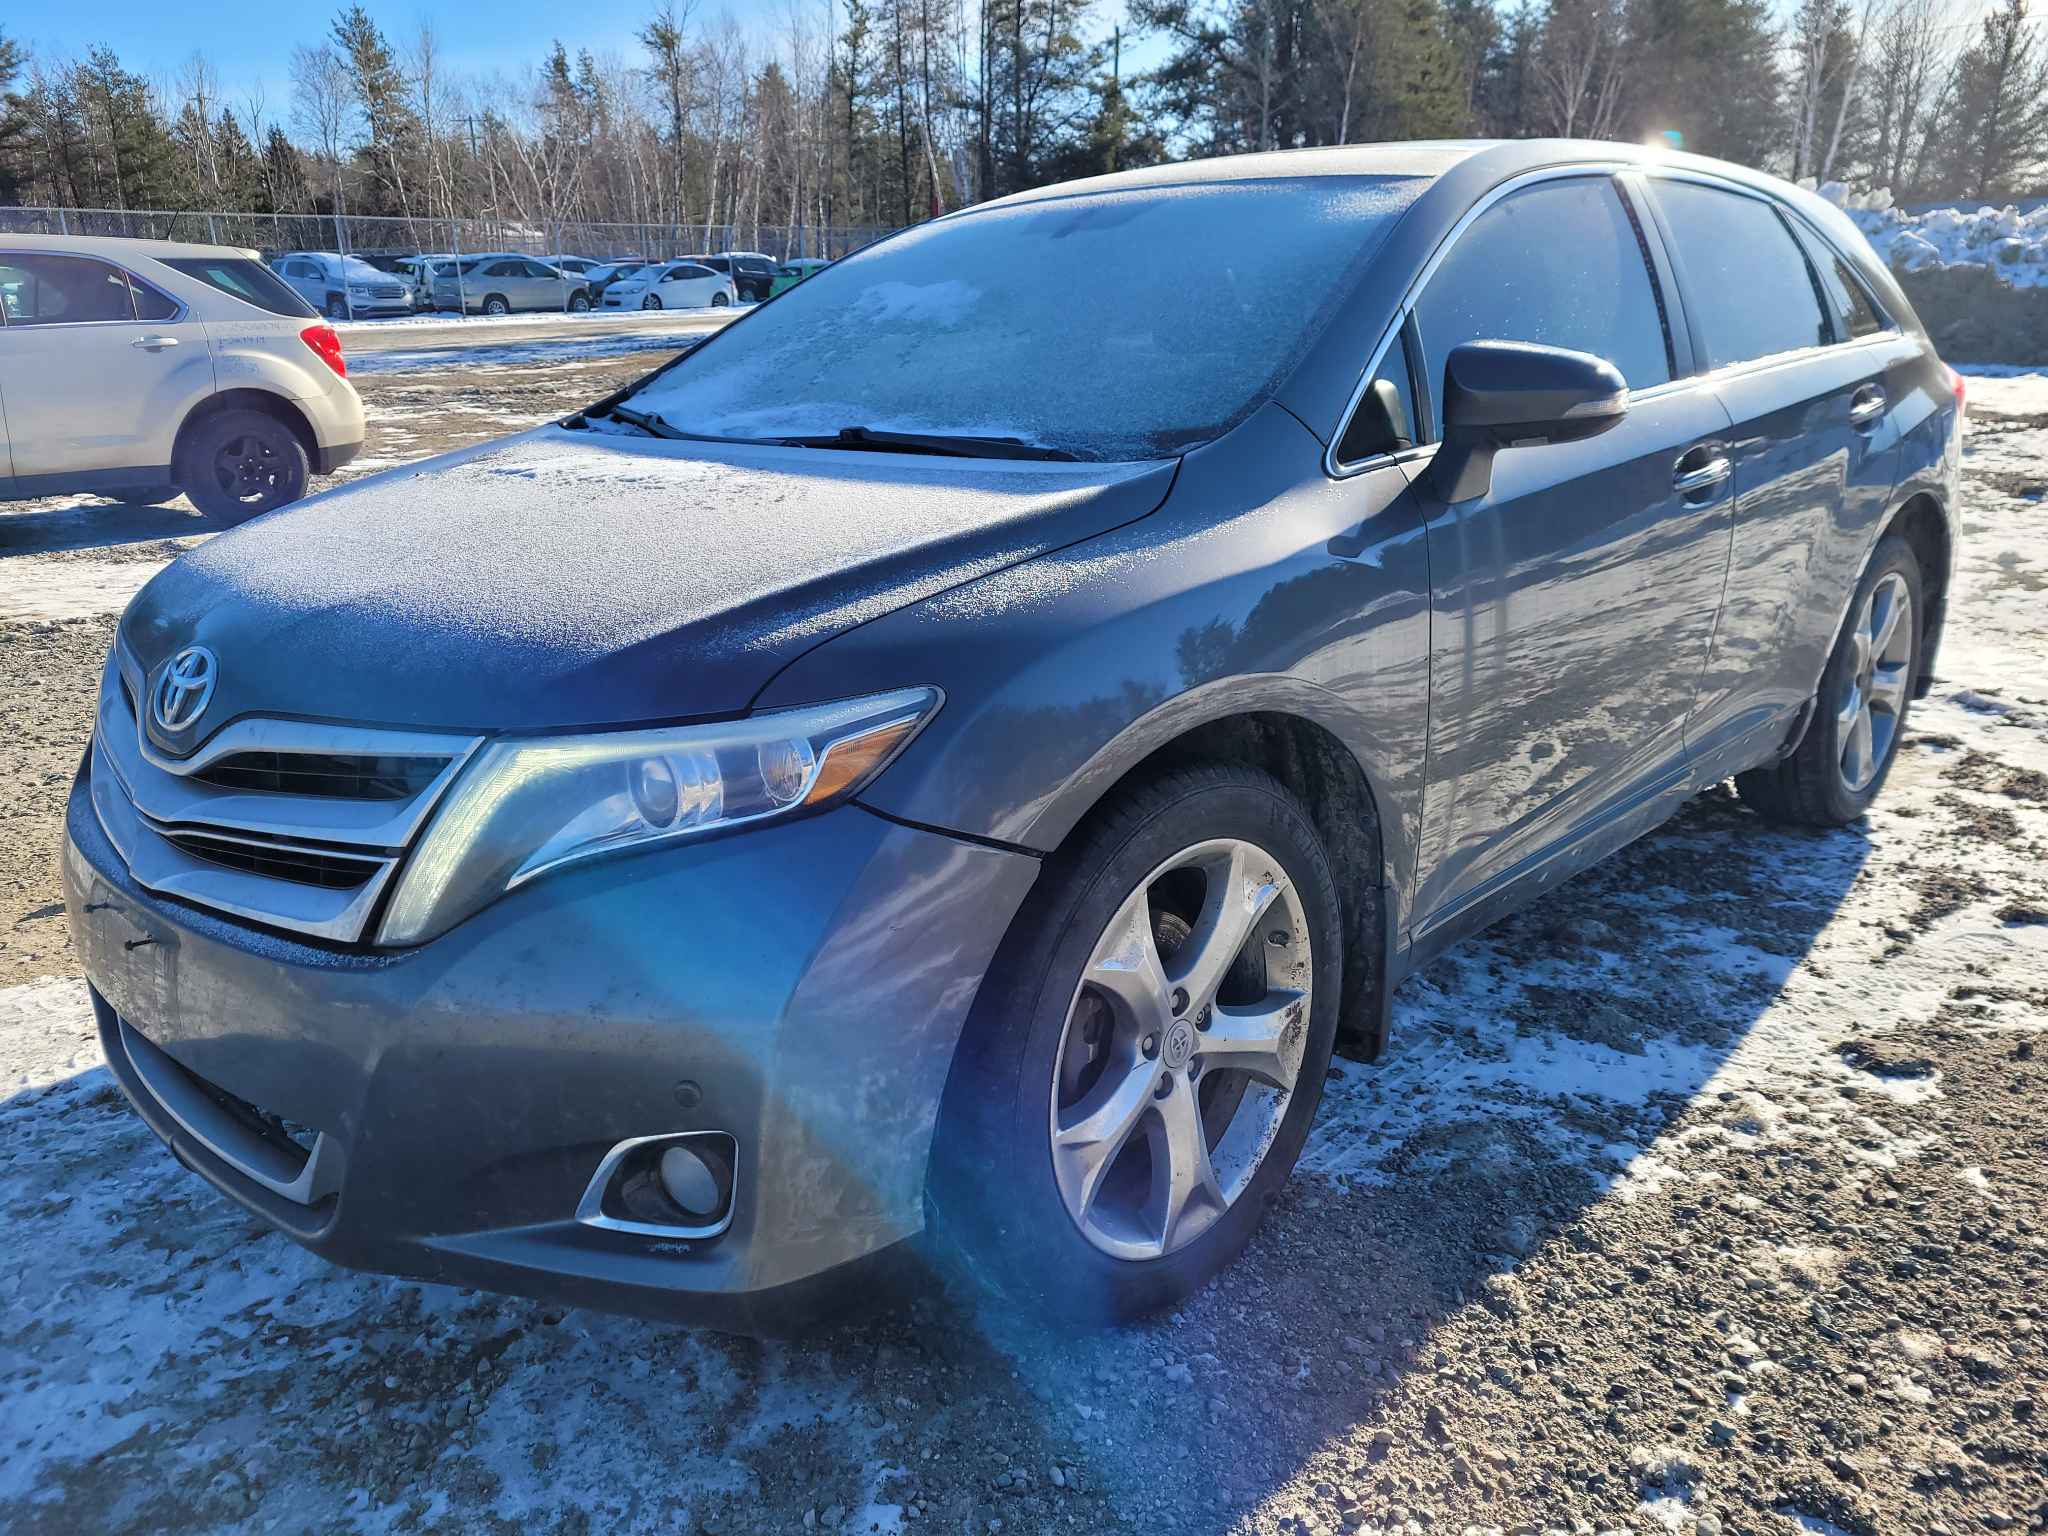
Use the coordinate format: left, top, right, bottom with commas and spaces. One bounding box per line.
1, 354, 2044, 1536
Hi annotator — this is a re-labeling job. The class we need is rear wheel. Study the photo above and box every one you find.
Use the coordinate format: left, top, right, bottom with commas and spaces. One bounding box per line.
1736, 534, 1923, 826
178, 408, 310, 528
931, 764, 1342, 1320
483, 294, 510, 317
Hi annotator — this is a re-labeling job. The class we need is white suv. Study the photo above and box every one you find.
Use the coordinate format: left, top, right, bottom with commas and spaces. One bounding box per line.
0, 235, 367, 525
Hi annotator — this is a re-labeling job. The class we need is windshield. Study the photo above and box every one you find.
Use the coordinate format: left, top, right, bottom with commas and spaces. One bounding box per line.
623, 176, 1424, 460
342, 257, 387, 281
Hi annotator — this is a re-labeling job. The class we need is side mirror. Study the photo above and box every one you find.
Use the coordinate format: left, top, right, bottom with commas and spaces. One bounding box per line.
1429, 340, 1628, 503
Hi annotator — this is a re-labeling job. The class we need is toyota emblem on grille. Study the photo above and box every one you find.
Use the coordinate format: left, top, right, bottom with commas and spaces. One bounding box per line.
153, 646, 219, 733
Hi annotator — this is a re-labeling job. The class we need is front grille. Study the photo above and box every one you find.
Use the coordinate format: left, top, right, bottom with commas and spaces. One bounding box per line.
158, 828, 385, 890
94, 643, 482, 943
193, 751, 449, 802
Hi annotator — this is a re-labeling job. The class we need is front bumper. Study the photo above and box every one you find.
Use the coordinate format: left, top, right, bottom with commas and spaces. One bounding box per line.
64, 768, 1038, 1329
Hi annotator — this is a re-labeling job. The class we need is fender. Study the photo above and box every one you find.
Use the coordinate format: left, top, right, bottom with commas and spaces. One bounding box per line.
753, 402, 1436, 937
202, 318, 340, 406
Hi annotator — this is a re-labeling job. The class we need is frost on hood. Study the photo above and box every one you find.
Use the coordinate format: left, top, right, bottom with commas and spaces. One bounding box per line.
624, 176, 1427, 461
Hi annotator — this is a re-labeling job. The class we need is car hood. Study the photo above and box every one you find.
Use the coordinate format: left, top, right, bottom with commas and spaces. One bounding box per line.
120, 425, 1176, 747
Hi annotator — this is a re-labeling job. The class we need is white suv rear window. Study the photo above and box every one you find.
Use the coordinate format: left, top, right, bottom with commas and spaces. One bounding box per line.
158, 258, 317, 319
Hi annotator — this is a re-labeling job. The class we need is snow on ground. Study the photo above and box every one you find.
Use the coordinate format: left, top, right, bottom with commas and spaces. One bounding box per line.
1823, 183, 2048, 287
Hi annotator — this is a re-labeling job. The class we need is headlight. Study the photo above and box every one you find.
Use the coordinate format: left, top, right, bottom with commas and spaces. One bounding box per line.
375, 687, 940, 945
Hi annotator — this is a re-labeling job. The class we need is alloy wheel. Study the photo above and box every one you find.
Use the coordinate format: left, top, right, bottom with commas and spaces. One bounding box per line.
1049, 838, 1312, 1261
1837, 571, 1913, 793
210, 432, 288, 509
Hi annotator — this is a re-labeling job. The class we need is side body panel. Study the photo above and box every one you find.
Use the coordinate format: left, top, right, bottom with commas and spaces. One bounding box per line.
1681, 338, 1915, 772
0, 292, 215, 479
756, 403, 1436, 940
1409, 386, 1735, 940
203, 316, 367, 451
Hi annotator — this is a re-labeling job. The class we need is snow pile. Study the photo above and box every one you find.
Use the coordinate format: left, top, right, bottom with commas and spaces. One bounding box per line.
1817, 181, 2048, 289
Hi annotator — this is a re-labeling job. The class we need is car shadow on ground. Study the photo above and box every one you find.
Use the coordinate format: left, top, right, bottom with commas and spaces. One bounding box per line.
919, 785, 1881, 1532
0, 786, 1880, 1532
0, 497, 208, 556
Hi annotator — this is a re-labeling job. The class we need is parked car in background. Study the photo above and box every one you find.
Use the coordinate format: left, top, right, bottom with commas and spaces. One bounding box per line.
1, 235, 363, 523
271, 252, 414, 319
686, 252, 777, 301
583, 260, 649, 305
396, 254, 461, 310
599, 260, 735, 310
433, 255, 592, 315
547, 256, 605, 280
62, 142, 1960, 1331
769, 258, 831, 296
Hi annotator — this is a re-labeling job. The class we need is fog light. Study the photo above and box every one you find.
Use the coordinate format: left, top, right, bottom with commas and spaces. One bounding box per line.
658, 1143, 722, 1216
577, 1130, 738, 1238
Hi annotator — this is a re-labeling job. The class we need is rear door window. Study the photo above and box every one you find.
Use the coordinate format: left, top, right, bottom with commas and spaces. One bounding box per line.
1413, 176, 1673, 402
156, 257, 316, 318
0, 254, 137, 324
1651, 181, 1831, 366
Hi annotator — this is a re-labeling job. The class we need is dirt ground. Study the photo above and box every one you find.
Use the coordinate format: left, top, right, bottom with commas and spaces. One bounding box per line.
1, 346, 2044, 1536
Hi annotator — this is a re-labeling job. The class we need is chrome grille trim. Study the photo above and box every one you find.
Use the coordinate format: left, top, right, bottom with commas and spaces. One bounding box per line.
92, 644, 485, 943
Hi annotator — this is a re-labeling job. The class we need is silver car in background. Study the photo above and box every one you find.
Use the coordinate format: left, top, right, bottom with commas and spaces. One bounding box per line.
433, 255, 592, 315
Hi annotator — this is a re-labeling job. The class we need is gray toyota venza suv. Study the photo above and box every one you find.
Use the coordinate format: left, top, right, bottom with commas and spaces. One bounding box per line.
67, 140, 1961, 1330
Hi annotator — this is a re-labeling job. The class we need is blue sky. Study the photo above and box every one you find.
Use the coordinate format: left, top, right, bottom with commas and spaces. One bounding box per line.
7, 1, 804, 105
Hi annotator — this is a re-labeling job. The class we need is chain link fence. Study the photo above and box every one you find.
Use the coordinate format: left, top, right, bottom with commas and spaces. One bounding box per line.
0, 206, 894, 266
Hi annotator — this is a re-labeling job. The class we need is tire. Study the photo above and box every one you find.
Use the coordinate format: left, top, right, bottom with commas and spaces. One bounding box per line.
641, 294, 663, 310
569, 290, 591, 312
929, 763, 1344, 1322
108, 484, 179, 507
1736, 533, 1924, 826
712, 292, 731, 308
324, 294, 347, 320
177, 408, 310, 528
483, 294, 510, 317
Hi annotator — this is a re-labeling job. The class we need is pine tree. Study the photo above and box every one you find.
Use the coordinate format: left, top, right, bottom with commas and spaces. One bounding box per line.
331, 5, 418, 215
1928, 0, 2048, 201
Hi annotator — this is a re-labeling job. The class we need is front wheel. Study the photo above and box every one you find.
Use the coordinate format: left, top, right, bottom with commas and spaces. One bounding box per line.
641, 293, 663, 310
930, 764, 1343, 1321
1737, 533, 1924, 826
324, 294, 347, 320
178, 408, 310, 527
482, 294, 510, 317
569, 290, 591, 312
711, 291, 731, 308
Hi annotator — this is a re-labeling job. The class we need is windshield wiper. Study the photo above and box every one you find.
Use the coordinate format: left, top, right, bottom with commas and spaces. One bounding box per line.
601, 406, 771, 448
777, 426, 1079, 461
601, 403, 682, 438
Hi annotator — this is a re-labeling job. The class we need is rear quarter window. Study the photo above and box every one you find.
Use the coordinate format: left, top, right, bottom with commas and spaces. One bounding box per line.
156, 257, 317, 318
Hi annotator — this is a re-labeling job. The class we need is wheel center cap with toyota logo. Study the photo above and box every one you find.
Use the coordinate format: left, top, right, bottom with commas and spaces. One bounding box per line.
1162, 1020, 1197, 1071
152, 646, 219, 735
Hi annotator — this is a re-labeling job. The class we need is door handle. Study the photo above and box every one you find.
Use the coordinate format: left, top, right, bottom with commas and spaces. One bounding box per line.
131, 335, 179, 351
1673, 454, 1731, 498
1849, 385, 1886, 428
